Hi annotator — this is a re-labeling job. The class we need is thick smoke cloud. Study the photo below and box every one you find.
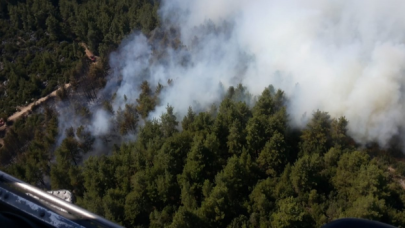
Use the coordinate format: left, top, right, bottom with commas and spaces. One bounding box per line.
59, 0, 405, 149
156, 0, 405, 146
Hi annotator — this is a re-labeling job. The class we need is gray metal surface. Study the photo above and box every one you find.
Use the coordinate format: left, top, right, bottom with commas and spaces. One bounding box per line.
0, 170, 124, 228
47, 190, 74, 203
0, 184, 84, 228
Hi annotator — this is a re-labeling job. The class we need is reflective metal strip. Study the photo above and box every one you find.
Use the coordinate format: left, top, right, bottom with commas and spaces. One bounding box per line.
0, 171, 124, 228
0, 185, 84, 228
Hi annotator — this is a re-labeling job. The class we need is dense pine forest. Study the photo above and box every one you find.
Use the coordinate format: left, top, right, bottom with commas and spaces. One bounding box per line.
1, 1, 405, 228
3, 83, 405, 228
0, 0, 159, 117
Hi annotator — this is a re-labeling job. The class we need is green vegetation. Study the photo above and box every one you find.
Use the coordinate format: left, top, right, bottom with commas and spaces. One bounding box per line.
0, 0, 159, 116
0, 106, 58, 187
5, 84, 405, 228
77, 86, 405, 227
1, 1, 405, 228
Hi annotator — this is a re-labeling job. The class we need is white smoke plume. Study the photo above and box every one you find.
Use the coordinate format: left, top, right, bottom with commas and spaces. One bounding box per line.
67, 0, 405, 149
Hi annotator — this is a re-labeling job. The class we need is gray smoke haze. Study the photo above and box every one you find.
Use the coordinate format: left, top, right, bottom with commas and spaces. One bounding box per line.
155, 0, 405, 146
59, 0, 405, 149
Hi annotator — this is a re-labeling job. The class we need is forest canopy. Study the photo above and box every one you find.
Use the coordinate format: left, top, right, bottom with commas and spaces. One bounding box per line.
3, 84, 405, 228
1, 1, 405, 228
0, 0, 159, 116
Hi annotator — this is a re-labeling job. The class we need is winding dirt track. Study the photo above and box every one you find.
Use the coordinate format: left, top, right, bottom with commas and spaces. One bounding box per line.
0, 84, 71, 147
0, 42, 97, 148
80, 43, 99, 63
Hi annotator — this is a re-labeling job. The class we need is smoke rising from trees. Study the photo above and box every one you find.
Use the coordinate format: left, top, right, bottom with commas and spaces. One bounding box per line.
68, 0, 405, 148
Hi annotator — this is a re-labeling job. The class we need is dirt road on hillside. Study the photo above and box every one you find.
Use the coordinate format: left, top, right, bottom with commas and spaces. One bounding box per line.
0, 42, 94, 148
0, 84, 71, 147
80, 43, 99, 63
8, 84, 71, 122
